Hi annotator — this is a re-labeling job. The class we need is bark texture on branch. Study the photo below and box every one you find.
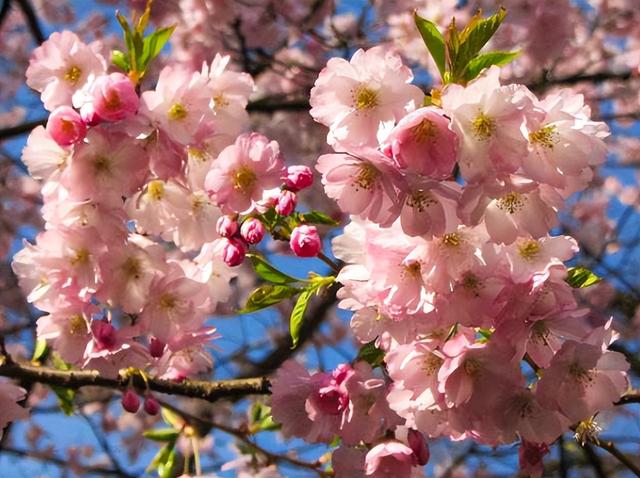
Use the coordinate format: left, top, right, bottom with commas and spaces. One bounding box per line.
0, 360, 270, 402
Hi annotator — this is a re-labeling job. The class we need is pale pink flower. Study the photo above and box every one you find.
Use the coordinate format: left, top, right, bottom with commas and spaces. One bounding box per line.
22, 126, 70, 181
140, 66, 213, 145
204, 54, 255, 137
285, 165, 314, 191
536, 340, 629, 423
205, 133, 285, 213
316, 150, 401, 226
26, 30, 106, 111
139, 265, 211, 344
0, 380, 29, 436
46, 105, 86, 146
523, 90, 609, 191
441, 66, 537, 183
36, 301, 98, 365
310, 46, 423, 148
61, 128, 148, 201
459, 177, 562, 245
382, 107, 458, 180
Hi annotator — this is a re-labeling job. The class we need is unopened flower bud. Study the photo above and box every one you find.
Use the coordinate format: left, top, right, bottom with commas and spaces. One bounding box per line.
46, 106, 86, 146
275, 190, 297, 216
240, 218, 266, 244
92, 72, 139, 122
222, 237, 248, 267
149, 337, 165, 358
284, 165, 314, 191
91, 320, 117, 351
290, 225, 321, 257
143, 395, 160, 415
121, 389, 140, 413
408, 429, 430, 466
216, 215, 239, 238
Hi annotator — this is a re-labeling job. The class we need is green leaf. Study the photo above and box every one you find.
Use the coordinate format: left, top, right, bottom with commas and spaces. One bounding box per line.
51, 385, 75, 415
414, 12, 447, 79
566, 267, 601, 288
143, 428, 181, 442
145, 440, 176, 476
356, 340, 385, 368
140, 25, 175, 70
249, 254, 301, 284
465, 50, 519, 81
290, 288, 313, 349
111, 50, 130, 72
31, 339, 48, 364
115, 12, 134, 58
157, 449, 176, 478
298, 210, 340, 226
240, 284, 301, 313
452, 7, 507, 80
249, 403, 280, 433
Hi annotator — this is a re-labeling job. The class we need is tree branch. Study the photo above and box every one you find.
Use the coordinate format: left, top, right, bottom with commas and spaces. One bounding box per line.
0, 360, 270, 403
14, 0, 44, 44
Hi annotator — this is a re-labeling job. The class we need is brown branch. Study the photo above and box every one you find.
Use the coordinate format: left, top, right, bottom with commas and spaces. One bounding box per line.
593, 439, 640, 477
0, 360, 270, 403
0, 118, 46, 140
615, 390, 640, 405
14, 0, 44, 44
2, 446, 133, 477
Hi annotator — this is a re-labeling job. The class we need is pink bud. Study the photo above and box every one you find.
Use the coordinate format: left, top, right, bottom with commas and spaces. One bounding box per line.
408, 429, 430, 466
285, 165, 314, 191
221, 237, 248, 267
149, 337, 165, 358
121, 389, 140, 413
290, 225, 321, 257
91, 320, 117, 351
216, 215, 239, 238
46, 106, 86, 146
143, 395, 160, 415
275, 190, 297, 216
92, 72, 139, 122
240, 218, 266, 244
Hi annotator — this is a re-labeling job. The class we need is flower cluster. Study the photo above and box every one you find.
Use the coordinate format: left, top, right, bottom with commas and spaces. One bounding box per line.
13, 30, 308, 389
270, 47, 629, 477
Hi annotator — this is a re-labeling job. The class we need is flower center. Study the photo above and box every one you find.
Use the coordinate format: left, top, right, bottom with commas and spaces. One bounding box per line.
412, 119, 437, 143
233, 166, 257, 193
168, 103, 188, 121
354, 85, 379, 110
406, 189, 436, 212
64, 65, 82, 84
93, 156, 112, 174
497, 192, 526, 214
68, 314, 88, 335
471, 112, 496, 140
213, 93, 229, 110
60, 118, 76, 134
422, 353, 444, 375
121, 256, 142, 280
147, 180, 165, 200
70, 248, 90, 266
353, 163, 379, 191
442, 232, 462, 247
104, 90, 122, 111
529, 125, 557, 149
463, 358, 482, 377
158, 293, 177, 311
518, 239, 541, 260
569, 362, 594, 384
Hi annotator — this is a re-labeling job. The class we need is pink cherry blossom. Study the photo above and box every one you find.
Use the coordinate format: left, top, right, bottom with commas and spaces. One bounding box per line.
310, 46, 423, 148
205, 132, 285, 213
290, 225, 321, 257
26, 30, 106, 111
